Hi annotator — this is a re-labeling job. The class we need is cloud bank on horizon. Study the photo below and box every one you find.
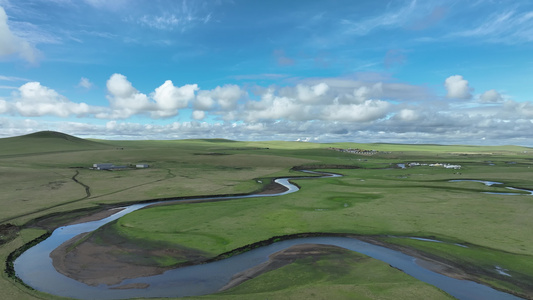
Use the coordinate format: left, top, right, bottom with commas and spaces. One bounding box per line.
0, 0, 532, 145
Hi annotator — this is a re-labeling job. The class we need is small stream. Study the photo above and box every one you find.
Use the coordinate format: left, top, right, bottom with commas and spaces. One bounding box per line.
450, 180, 533, 195
14, 172, 525, 300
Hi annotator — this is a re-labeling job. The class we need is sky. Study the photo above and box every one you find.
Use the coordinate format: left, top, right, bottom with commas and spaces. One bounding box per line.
1, 0, 533, 145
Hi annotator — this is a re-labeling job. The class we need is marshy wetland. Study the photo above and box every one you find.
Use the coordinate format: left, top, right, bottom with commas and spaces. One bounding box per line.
1, 131, 533, 299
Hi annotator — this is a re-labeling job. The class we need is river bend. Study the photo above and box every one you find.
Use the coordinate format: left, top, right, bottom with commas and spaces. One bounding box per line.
14, 172, 524, 300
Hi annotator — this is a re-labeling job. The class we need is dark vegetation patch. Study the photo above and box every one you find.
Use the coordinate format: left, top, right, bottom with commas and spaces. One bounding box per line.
291, 164, 360, 171
88, 220, 211, 266
5, 231, 52, 288
48, 222, 213, 286
0, 223, 19, 245
227, 147, 270, 150
25, 206, 110, 230
193, 152, 231, 156
199, 139, 237, 143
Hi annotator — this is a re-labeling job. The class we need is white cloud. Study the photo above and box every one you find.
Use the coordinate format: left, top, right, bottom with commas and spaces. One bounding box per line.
105, 73, 151, 118
0, 99, 8, 113
106, 73, 138, 99
104, 74, 198, 119
3, 109, 533, 146
12, 82, 96, 117
302, 76, 430, 102
352, 86, 371, 103
503, 100, 533, 118
321, 100, 391, 122
245, 93, 305, 122
194, 92, 215, 110
194, 84, 244, 111
479, 89, 503, 103
395, 109, 420, 122
0, 7, 39, 63
192, 110, 205, 120
243, 85, 391, 123
296, 83, 329, 103
2, 72, 532, 146
151, 80, 197, 118
213, 85, 244, 110
77, 77, 94, 89
444, 75, 472, 99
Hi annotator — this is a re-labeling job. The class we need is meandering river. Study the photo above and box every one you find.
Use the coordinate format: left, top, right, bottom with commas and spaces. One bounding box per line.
14, 172, 525, 300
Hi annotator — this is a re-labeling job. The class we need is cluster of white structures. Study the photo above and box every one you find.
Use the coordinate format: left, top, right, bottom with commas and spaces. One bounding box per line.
328, 147, 385, 155
92, 163, 149, 170
408, 162, 462, 169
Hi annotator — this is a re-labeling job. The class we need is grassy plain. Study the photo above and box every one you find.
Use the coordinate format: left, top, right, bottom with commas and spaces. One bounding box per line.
188, 247, 454, 300
1, 131, 533, 299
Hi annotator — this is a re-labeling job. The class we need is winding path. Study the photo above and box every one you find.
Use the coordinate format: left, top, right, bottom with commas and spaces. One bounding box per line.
71, 170, 91, 198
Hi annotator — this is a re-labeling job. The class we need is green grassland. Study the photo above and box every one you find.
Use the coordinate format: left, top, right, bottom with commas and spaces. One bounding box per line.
1, 131, 533, 299
187, 247, 454, 300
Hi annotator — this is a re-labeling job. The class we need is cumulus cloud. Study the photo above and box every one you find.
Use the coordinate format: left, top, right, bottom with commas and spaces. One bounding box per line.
194, 92, 215, 111
394, 109, 420, 122
244, 91, 305, 122
104, 74, 198, 119
296, 83, 329, 103
503, 100, 533, 118
445, 75, 472, 99
194, 84, 244, 112
302, 76, 430, 102
12, 82, 96, 117
2, 72, 532, 146
192, 110, 205, 120
321, 100, 391, 122
243, 84, 390, 123
208, 85, 243, 110
104, 73, 151, 118
479, 89, 504, 103
151, 80, 198, 118
0, 7, 39, 63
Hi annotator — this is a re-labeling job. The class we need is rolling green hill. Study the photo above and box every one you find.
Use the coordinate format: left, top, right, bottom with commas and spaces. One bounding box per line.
0, 131, 112, 157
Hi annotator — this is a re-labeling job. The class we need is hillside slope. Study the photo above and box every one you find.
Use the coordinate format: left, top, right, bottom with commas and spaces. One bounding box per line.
0, 131, 112, 156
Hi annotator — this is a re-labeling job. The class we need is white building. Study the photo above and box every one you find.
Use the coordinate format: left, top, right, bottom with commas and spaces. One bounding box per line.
444, 164, 462, 169
93, 163, 114, 170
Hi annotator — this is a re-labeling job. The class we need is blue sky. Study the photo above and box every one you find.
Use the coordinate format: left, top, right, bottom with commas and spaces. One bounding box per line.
1, 0, 533, 145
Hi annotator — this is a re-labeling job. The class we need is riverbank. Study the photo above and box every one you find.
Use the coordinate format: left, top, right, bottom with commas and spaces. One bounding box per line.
41, 169, 532, 299
10, 168, 532, 299
48, 231, 504, 295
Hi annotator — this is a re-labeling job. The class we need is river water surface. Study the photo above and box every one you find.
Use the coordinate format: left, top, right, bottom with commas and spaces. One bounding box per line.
14, 172, 525, 300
